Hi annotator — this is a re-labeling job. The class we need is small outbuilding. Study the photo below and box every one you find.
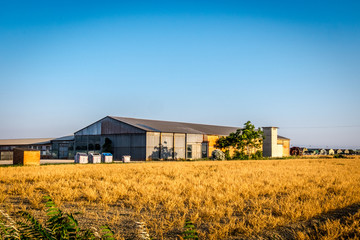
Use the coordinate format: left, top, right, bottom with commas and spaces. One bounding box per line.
13, 148, 40, 166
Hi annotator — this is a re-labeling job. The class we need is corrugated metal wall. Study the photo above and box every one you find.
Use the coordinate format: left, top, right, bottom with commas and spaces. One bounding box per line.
76, 121, 102, 135
174, 133, 186, 159
146, 132, 202, 160
103, 134, 146, 160
146, 132, 160, 159
101, 117, 145, 134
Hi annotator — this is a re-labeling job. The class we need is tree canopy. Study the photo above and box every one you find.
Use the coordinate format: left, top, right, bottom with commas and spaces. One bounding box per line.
215, 121, 264, 156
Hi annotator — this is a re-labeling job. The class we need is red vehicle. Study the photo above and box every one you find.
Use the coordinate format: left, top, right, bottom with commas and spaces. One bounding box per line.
290, 147, 302, 156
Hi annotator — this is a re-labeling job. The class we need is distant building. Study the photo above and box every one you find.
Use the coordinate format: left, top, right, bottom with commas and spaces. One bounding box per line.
319, 149, 327, 155
336, 149, 343, 154
302, 148, 308, 155
0, 138, 53, 160
0, 136, 76, 160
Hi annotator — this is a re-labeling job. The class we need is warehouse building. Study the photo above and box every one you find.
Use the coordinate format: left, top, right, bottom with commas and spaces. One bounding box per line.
0, 138, 53, 160
74, 116, 290, 160
0, 136, 75, 160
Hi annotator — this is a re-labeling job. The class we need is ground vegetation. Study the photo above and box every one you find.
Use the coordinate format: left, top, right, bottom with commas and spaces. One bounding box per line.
0, 157, 359, 239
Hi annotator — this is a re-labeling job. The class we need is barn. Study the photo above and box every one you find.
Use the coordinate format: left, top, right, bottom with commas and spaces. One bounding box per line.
74, 116, 290, 160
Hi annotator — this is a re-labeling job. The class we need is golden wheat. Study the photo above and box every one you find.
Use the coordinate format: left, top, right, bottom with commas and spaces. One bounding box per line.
1, 157, 359, 239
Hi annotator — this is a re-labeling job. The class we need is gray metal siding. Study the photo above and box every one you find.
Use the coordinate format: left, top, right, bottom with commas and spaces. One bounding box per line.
101, 117, 145, 135
174, 133, 186, 159
146, 132, 160, 160
76, 121, 102, 136
103, 134, 146, 161
160, 133, 174, 159
186, 134, 203, 159
145, 132, 201, 160
75, 117, 145, 136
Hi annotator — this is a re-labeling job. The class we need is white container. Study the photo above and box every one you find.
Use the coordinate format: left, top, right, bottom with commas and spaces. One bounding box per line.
88, 153, 101, 164
101, 153, 113, 163
75, 153, 88, 164
122, 155, 131, 163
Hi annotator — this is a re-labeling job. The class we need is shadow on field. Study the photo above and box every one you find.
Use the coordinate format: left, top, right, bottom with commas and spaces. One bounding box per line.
249, 202, 360, 240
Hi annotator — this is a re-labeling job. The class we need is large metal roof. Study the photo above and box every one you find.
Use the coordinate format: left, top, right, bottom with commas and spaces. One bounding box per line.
0, 138, 54, 146
51, 135, 74, 142
109, 116, 241, 135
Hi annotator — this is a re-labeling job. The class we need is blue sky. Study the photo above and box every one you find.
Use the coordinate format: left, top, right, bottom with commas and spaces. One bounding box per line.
0, 1, 359, 149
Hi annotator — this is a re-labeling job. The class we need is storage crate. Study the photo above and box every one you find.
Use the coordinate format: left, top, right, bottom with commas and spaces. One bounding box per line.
75, 152, 88, 164
88, 153, 101, 164
122, 155, 131, 163
13, 148, 40, 166
101, 153, 113, 163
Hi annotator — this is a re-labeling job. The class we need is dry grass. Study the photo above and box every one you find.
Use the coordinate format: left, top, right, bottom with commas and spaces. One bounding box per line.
1, 157, 360, 239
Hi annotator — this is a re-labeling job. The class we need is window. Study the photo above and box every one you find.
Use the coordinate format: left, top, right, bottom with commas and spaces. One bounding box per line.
202, 143, 208, 158
186, 145, 192, 159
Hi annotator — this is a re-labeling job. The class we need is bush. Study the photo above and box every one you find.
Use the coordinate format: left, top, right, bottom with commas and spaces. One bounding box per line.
224, 149, 231, 160
232, 150, 248, 160
0, 196, 114, 239
212, 150, 226, 160
251, 150, 263, 160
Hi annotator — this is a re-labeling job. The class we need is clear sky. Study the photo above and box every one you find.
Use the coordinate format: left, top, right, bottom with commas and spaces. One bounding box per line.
0, 0, 359, 149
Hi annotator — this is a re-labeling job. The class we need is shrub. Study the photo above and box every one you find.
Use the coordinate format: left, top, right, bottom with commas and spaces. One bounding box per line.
251, 150, 263, 160
212, 150, 225, 160
224, 150, 231, 160
232, 150, 248, 160
0, 196, 114, 240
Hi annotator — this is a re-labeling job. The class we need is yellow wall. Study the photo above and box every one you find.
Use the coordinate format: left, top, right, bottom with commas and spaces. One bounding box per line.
205, 135, 220, 158
13, 149, 40, 166
205, 135, 259, 157
206, 135, 290, 158
277, 139, 290, 157
24, 151, 40, 166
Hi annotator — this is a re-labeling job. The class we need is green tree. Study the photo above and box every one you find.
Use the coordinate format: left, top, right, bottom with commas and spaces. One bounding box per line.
215, 121, 264, 157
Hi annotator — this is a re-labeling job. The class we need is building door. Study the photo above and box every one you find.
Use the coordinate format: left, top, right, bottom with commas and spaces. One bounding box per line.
59, 144, 69, 159
201, 142, 208, 158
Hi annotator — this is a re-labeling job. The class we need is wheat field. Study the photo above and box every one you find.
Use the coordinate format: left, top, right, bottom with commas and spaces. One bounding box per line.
1, 157, 360, 239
